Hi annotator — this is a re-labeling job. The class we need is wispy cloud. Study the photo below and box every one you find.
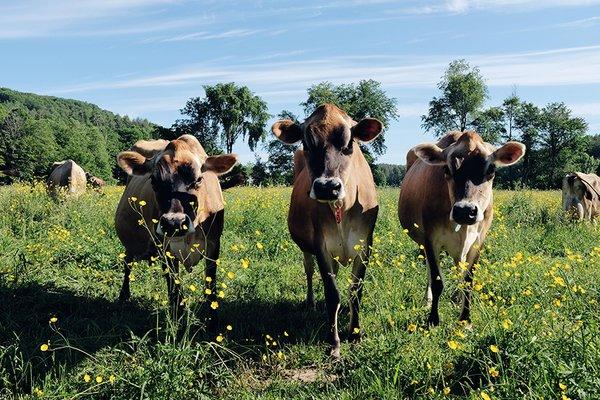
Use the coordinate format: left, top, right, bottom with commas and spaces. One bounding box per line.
49, 44, 600, 98
399, 0, 600, 15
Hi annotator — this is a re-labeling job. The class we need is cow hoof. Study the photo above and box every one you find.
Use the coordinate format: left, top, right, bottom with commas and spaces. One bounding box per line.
428, 314, 440, 327
117, 294, 130, 304
329, 346, 341, 360
349, 333, 362, 343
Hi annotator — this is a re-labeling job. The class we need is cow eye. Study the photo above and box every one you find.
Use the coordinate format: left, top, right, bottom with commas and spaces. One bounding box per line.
341, 146, 353, 156
486, 164, 496, 176
443, 165, 452, 178
189, 176, 203, 190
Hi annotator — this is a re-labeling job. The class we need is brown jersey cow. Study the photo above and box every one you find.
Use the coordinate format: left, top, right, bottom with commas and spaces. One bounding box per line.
115, 135, 237, 319
272, 104, 382, 358
562, 172, 600, 221
399, 131, 525, 326
47, 160, 87, 198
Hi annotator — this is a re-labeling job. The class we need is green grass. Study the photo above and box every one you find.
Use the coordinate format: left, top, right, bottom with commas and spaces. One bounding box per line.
0, 184, 598, 399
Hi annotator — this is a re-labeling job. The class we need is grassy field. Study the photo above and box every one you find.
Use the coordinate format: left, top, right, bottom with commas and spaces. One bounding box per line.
0, 184, 598, 399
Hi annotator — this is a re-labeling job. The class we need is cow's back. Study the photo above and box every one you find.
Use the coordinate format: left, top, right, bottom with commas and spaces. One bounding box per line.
115, 175, 158, 257
399, 159, 450, 245
48, 160, 86, 197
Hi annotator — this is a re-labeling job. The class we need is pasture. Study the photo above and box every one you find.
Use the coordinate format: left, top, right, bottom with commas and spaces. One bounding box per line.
0, 184, 598, 399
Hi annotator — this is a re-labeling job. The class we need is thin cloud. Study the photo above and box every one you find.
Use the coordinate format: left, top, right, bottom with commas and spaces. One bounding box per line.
49, 44, 600, 97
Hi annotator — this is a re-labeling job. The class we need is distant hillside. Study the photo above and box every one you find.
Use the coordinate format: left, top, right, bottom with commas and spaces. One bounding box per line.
0, 88, 163, 182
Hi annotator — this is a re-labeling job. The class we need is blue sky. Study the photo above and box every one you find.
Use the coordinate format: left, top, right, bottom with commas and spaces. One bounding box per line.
1, 0, 600, 164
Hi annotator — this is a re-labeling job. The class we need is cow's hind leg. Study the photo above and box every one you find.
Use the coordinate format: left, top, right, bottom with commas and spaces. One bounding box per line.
348, 237, 370, 343
303, 252, 316, 310
424, 240, 443, 326
315, 251, 341, 359
118, 254, 133, 303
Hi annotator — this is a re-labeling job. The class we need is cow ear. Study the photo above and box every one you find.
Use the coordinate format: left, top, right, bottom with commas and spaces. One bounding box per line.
202, 154, 238, 176
272, 120, 303, 144
352, 118, 383, 143
117, 151, 152, 176
413, 143, 446, 166
493, 141, 525, 167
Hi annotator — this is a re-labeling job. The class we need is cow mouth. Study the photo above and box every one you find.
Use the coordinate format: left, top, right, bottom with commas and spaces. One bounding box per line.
155, 213, 196, 237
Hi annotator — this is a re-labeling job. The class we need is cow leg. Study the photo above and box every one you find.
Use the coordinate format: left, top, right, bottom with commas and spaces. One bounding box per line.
204, 240, 220, 331
348, 239, 370, 343
164, 258, 183, 321
459, 247, 480, 323
315, 251, 341, 359
117, 255, 132, 303
424, 240, 443, 326
303, 252, 316, 310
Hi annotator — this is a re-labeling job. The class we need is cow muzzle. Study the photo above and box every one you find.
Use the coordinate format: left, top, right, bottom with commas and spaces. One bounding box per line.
156, 212, 195, 237
310, 177, 345, 202
451, 201, 482, 225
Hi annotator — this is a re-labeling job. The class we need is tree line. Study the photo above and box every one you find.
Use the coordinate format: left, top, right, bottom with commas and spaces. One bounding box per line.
1, 60, 597, 189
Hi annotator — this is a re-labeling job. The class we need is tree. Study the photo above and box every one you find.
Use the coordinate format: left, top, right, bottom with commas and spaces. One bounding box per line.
250, 157, 269, 186
470, 106, 505, 144
422, 60, 488, 136
176, 83, 270, 154
502, 92, 521, 141
301, 80, 398, 156
266, 110, 299, 185
538, 103, 589, 187
513, 102, 542, 187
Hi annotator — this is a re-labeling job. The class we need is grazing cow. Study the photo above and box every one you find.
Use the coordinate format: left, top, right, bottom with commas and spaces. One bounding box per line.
86, 173, 106, 188
399, 131, 525, 326
114, 135, 237, 319
272, 103, 382, 358
47, 160, 87, 198
562, 172, 600, 221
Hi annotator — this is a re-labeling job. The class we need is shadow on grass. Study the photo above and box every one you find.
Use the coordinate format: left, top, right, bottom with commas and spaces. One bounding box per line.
0, 282, 337, 392
0, 282, 155, 392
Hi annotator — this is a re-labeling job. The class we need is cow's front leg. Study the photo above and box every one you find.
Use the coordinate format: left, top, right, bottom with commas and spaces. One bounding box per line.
458, 246, 480, 323
303, 252, 316, 310
204, 240, 220, 331
164, 258, 183, 321
118, 254, 133, 303
315, 251, 341, 358
424, 240, 443, 326
348, 236, 371, 343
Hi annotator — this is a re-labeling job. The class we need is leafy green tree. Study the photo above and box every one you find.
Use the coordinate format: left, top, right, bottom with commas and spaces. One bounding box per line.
301, 80, 398, 156
422, 60, 488, 136
471, 106, 505, 144
176, 83, 270, 154
250, 157, 269, 187
266, 110, 299, 185
502, 93, 521, 141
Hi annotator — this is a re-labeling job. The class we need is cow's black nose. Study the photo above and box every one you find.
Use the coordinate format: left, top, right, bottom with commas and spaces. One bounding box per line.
312, 179, 343, 201
452, 204, 478, 225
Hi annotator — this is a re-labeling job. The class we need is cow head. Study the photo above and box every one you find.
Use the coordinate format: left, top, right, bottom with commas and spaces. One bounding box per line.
272, 104, 382, 202
117, 135, 237, 237
414, 131, 525, 225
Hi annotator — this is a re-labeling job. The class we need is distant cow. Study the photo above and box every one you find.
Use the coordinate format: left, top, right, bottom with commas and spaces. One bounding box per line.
562, 172, 600, 221
85, 172, 106, 188
399, 131, 525, 326
47, 160, 87, 198
115, 135, 237, 319
272, 103, 382, 358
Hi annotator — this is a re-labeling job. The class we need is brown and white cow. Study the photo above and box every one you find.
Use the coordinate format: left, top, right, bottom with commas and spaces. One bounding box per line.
115, 135, 237, 319
47, 160, 87, 198
399, 131, 525, 326
86, 172, 106, 189
562, 172, 600, 221
272, 104, 382, 358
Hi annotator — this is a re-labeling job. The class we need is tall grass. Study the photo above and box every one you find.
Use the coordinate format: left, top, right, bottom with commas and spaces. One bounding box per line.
0, 184, 598, 399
